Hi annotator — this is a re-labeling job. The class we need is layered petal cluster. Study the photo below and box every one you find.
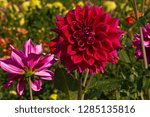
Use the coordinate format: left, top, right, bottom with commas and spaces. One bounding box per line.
0, 39, 57, 96
50, 5, 124, 74
132, 23, 150, 64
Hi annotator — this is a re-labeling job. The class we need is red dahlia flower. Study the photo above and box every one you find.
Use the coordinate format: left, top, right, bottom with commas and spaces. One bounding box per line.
0, 39, 57, 96
50, 5, 124, 74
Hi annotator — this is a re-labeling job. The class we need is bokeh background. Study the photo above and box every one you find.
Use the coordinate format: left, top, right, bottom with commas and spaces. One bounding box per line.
0, 0, 150, 100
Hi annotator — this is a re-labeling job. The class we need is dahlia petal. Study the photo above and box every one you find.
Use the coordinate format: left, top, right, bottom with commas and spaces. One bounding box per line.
23, 39, 43, 57
135, 49, 142, 58
34, 54, 56, 71
108, 18, 119, 27
71, 54, 83, 64
99, 66, 104, 73
100, 13, 111, 23
17, 79, 25, 96
94, 51, 106, 61
95, 23, 108, 32
0, 59, 23, 74
31, 79, 42, 91
146, 23, 150, 32
56, 16, 65, 28
83, 5, 89, 18
112, 40, 123, 49
67, 45, 77, 55
70, 21, 80, 31
27, 53, 42, 68
86, 47, 94, 57
66, 10, 75, 24
11, 48, 25, 68
56, 15, 64, 21
35, 69, 54, 80
75, 6, 83, 21
144, 41, 150, 47
95, 31, 107, 41
108, 50, 119, 64
90, 5, 98, 16
49, 38, 61, 55
146, 48, 150, 64
35, 44, 43, 54
61, 25, 71, 38
83, 54, 95, 66
77, 61, 89, 73
102, 39, 114, 51
49, 39, 57, 48
2, 74, 19, 88
2, 79, 15, 88
89, 65, 97, 75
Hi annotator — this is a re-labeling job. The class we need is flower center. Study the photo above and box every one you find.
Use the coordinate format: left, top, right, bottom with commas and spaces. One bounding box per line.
73, 23, 95, 51
24, 68, 35, 78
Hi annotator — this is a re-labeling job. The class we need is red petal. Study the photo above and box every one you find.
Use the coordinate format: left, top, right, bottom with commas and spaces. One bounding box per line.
66, 10, 75, 24
71, 54, 83, 64
95, 31, 107, 41
83, 54, 95, 66
102, 39, 114, 51
94, 51, 106, 61
67, 45, 77, 55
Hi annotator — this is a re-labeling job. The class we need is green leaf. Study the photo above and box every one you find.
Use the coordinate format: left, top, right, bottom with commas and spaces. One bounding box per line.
54, 67, 78, 99
90, 78, 124, 92
118, 49, 130, 63
143, 78, 150, 89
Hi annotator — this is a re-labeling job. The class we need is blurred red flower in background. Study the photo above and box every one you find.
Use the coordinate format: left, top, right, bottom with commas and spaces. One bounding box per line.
125, 16, 135, 25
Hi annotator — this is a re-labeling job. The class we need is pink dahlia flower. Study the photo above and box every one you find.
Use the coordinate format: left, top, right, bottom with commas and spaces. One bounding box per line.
132, 23, 150, 64
0, 39, 57, 96
50, 5, 124, 74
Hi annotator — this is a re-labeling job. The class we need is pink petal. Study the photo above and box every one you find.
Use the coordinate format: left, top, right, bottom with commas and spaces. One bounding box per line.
144, 41, 150, 47
2, 74, 19, 88
11, 48, 25, 68
17, 79, 25, 96
34, 54, 56, 71
2, 79, 14, 88
0, 59, 24, 74
31, 79, 42, 91
27, 53, 42, 68
35, 70, 54, 80
23, 39, 43, 57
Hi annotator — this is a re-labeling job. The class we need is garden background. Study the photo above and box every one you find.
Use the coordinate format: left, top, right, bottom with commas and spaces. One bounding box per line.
0, 0, 150, 100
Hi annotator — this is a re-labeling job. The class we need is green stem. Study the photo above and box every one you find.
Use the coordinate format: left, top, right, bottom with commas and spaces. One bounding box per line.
78, 74, 82, 100
139, 27, 148, 69
148, 89, 150, 100
81, 75, 93, 100
140, 90, 144, 100
28, 77, 33, 100
75, 70, 78, 79
83, 69, 89, 87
